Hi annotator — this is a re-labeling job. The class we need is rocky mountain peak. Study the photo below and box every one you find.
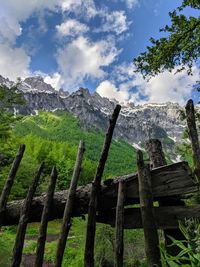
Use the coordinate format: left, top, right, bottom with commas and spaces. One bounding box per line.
73, 87, 90, 97
22, 76, 55, 93
0, 75, 14, 88
0, 74, 187, 153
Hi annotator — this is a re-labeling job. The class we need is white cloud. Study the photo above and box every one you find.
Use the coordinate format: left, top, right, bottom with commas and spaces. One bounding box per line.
57, 36, 121, 90
0, 1, 61, 79
98, 11, 129, 35
96, 80, 129, 102
122, 0, 139, 9
56, 19, 89, 37
139, 67, 200, 104
44, 72, 63, 90
0, 44, 30, 80
0, 0, 60, 43
0, 17, 22, 44
96, 62, 200, 105
61, 0, 97, 18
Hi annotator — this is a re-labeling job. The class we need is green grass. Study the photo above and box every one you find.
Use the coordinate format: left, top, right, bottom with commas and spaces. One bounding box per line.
0, 218, 145, 267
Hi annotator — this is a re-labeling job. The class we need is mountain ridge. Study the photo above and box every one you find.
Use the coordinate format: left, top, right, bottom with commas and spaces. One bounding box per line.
0, 74, 186, 151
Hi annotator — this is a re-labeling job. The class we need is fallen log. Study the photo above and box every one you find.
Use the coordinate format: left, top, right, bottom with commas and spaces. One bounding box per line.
2, 161, 198, 226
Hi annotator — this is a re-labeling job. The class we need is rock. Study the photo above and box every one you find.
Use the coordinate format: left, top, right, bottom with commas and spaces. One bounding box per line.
0, 75, 187, 152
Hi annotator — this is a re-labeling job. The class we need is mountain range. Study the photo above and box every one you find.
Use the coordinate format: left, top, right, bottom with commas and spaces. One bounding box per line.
0, 75, 186, 153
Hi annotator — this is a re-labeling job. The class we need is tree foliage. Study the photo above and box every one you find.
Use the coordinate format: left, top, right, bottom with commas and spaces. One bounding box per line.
133, 0, 200, 78
0, 111, 137, 199
0, 86, 24, 140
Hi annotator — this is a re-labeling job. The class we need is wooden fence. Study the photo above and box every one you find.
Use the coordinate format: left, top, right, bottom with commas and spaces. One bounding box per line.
0, 99, 200, 267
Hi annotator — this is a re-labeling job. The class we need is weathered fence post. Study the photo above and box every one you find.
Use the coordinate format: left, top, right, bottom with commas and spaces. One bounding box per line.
84, 105, 121, 267
0, 144, 25, 226
55, 140, 85, 267
11, 162, 44, 267
114, 181, 125, 267
185, 99, 200, 181
34, 166, 58, 267
146, 139, 185, 256
137, 150, 161, 267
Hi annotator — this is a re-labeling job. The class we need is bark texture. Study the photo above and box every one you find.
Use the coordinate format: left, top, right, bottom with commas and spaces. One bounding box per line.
185, 99, 200, 181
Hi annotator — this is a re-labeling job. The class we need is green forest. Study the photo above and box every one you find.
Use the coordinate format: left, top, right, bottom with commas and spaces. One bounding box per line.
0, 110, 138, 200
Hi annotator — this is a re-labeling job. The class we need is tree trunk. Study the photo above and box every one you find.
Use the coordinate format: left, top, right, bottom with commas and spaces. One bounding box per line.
185, 99, 200, 181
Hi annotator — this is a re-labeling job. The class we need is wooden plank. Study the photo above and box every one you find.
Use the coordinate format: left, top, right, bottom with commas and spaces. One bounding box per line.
0, 144, 25, 226
84, 104, 121, 267
34, 166, 58, 267
185, 99, 200, 181
2, 161, 198, 226
55, 140, 85, 267
97, 205, 200, 229
11, 162, 44, 267
137, 150, 161, 267
114, 181, 125, 267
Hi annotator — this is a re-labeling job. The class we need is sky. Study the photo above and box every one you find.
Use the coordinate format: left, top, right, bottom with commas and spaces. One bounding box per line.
0, 0, 199, 105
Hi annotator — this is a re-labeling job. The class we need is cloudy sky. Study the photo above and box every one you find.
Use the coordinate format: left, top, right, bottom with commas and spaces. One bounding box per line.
0, 0, 199, 105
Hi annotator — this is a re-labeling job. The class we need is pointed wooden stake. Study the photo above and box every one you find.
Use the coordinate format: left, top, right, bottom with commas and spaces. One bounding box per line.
55, 140, 85, 267
185, 99, 200, 181
114, 181, 125, 267
11, 162, 44, 267
84, 104, 121, 267
34, 166, 58, 267
0, 144, 25, 226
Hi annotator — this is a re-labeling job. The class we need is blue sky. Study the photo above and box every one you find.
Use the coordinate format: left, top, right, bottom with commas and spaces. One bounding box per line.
0, 0, 199, 105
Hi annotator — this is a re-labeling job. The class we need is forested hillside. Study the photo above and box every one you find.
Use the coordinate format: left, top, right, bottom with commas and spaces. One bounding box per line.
0, 110, 137, 200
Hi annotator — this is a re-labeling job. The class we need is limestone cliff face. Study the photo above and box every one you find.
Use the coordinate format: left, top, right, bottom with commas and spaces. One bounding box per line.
0, 75, 185, 149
